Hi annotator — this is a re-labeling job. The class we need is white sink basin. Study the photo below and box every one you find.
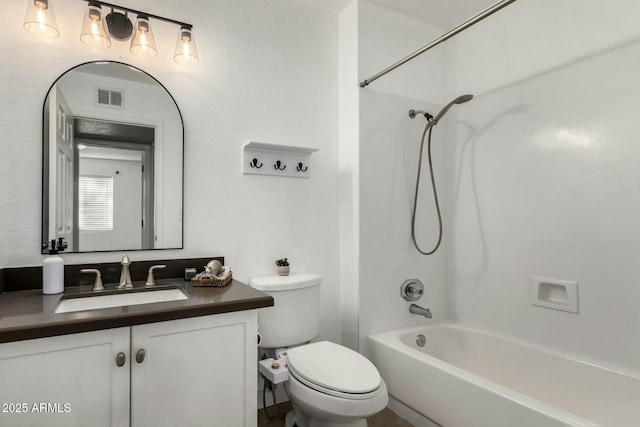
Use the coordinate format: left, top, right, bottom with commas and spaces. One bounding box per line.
55, 287, 189, 314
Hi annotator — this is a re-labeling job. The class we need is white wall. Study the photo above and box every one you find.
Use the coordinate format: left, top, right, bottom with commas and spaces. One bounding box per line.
338, 1, 360, 350
447, 0, 640, 369
355, 0, 450, 353
0, 0, 341, 343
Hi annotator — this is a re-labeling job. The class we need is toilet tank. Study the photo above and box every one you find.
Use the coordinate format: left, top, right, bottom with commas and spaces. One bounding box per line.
249, 273, 321, 349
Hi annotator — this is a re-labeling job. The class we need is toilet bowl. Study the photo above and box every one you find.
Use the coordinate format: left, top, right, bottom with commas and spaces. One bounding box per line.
249, 273, 388, 426
283, 341, 388, 427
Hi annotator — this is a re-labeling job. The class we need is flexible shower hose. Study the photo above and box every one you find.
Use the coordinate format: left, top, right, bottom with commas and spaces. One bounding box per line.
411, 122, 443, 255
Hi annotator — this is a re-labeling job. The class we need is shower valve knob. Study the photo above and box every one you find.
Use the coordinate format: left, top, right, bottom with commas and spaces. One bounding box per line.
401, 279, 424, 301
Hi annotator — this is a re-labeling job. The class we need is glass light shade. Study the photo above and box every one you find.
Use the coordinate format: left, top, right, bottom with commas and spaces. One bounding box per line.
23, 0, 59, 39
173, 26, 199, 65
80, 3, 111, 49
130, 16, 158, 58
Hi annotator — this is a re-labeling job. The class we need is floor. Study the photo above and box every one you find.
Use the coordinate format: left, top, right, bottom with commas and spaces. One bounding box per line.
257, 401, 414, 427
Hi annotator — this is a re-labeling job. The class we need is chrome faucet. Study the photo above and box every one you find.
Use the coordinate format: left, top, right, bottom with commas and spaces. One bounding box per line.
410, 304, 432, 319
118, 255, 133, 289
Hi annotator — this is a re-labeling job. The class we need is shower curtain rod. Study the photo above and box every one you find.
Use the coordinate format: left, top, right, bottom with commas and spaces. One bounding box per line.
359, 0, 519, 88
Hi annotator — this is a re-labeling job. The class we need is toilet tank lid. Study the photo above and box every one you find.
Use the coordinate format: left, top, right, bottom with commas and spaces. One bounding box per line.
249, 273, 321, 291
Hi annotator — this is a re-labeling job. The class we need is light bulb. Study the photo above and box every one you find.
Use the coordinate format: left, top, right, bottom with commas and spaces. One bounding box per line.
24, 0, 59, 38
130, 16, 157, 58
80, 2, 111, 49
174, 26, 199, 65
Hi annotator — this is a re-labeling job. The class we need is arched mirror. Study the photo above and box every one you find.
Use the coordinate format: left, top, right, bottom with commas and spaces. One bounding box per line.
41, 61, 183, 253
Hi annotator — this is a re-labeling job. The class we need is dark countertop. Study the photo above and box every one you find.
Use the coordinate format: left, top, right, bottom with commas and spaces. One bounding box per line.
0, 279, 273, 344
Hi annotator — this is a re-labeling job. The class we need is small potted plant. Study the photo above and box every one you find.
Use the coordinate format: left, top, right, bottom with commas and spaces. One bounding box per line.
275, 258, 290, 276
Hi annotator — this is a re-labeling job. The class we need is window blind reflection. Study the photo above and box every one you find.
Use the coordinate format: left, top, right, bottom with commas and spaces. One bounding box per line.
79, 175, 113, 231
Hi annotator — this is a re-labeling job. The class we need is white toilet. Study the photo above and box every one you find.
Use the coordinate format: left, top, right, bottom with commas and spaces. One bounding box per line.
250, 273, 388, 427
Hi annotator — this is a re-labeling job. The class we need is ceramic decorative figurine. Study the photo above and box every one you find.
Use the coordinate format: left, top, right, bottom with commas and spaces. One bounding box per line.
205, 260, 224, 276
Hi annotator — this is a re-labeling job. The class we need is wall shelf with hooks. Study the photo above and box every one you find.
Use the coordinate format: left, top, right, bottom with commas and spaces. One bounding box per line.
242, 142, 318, 178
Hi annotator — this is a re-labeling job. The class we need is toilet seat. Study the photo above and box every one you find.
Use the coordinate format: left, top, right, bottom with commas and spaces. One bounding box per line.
286, 341, 382, 400
285, 365, 388, 423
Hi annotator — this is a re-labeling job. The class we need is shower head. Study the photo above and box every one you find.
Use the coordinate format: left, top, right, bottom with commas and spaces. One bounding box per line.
455, 94, 474, 104
432, 94, 474, 125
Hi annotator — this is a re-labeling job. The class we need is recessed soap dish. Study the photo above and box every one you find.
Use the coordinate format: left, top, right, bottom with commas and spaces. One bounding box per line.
530, 276, 579, 314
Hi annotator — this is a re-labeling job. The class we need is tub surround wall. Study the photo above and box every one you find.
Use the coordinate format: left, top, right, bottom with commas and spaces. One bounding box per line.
358, 90, 448, 354
0, 0, 340, 343
447, 0, 640, 369
354, 0, 449, 353
450, 0, 640, 96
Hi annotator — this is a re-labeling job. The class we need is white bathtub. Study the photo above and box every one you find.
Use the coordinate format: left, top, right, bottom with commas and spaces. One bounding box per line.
369, 324, 640, 427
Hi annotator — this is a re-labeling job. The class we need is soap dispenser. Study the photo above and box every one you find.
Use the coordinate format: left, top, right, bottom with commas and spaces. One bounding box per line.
43, 238, 66, 295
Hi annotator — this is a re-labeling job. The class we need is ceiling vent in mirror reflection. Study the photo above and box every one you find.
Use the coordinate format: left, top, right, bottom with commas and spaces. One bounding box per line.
23, 0, 199, 65
97, 88, 123, 108
42, 61, 184, 254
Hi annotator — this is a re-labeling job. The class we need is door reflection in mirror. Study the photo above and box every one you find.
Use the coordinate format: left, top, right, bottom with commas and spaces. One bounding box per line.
74, 124, 153, 252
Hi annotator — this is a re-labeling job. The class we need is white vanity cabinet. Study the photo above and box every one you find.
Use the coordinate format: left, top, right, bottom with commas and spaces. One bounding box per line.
130, 310, 257, 426
0, 326, 130, 427
0, 310, 257, 427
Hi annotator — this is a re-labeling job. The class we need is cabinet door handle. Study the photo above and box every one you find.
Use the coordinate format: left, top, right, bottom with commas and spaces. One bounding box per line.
116, 352, 126, 367
136, 349, 146, 364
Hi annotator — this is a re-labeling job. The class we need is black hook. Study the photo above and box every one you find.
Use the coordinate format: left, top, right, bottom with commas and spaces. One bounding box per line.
274, 160, 286, 171
249, 158, 263, 168
296, 162, 308, 172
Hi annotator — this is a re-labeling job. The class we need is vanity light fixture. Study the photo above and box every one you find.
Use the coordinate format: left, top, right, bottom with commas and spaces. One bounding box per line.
130, 16, 158, 58
173, 26, 199, 66
78, 0, 196, 64
27, 0, 198, 64
80, 1, 111, 49
23, 0, 59, 38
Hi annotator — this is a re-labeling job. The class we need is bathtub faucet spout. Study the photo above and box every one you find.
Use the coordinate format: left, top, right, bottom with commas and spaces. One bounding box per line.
409, 304, 432, 319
